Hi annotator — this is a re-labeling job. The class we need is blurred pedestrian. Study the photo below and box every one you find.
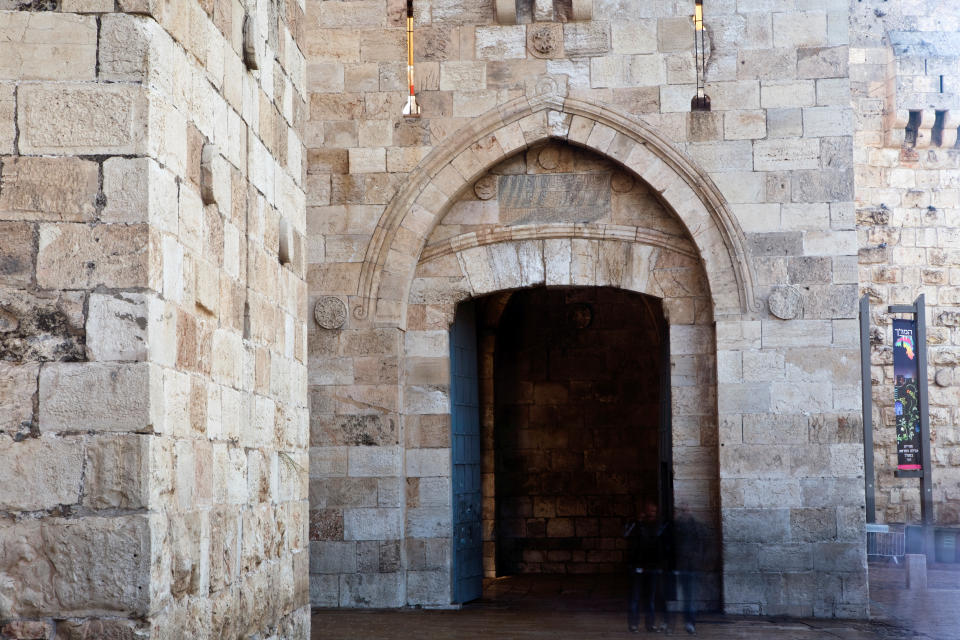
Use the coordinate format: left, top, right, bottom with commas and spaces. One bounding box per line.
673, 505, 706, 635
626, 500, 669, 633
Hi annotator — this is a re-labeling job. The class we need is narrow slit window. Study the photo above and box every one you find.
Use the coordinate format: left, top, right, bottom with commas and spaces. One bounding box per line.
904, 110, 922, 147
931, 110, 946, 147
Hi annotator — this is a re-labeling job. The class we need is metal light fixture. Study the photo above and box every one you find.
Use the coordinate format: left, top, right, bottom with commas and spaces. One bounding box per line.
402, 0, 421, 117
691, 0, 710, 111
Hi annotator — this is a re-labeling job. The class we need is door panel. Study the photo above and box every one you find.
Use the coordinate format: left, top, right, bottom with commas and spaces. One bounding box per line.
451, 301, 482, 604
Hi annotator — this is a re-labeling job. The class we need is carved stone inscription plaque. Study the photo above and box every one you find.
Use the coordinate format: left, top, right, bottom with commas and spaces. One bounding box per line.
498, 173, 610, 224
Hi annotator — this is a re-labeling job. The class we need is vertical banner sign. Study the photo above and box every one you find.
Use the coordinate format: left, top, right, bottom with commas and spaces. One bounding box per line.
893, 319, 922, 472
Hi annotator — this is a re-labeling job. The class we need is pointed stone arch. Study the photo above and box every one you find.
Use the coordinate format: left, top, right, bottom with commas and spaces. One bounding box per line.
353, 94, 758, 325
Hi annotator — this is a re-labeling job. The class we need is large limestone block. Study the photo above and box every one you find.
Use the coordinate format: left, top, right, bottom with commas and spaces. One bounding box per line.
476, 25, 526, 60
343, 508, 402, 541
0, 362, 38, 432
37, 224, 153, 290
86, 292, 148, 362
18, 84, 148, 155
0, 435, 83, 511
0, 222, 35, 287
338, 572, 403, 608
0, 12, 97, 81
0, 84, 13, 154
82, 434, 150, 510
98, 13, 152, 82
0, 157, 99, 222
102, 157, 178, 229
0, 515, 150, 617
39, 363, 151, 433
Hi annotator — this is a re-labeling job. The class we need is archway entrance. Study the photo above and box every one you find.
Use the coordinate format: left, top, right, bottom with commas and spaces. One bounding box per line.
449, 286, 682, 605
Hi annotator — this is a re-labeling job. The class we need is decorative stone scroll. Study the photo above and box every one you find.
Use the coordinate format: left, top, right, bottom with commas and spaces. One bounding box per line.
315, 296, 347, 329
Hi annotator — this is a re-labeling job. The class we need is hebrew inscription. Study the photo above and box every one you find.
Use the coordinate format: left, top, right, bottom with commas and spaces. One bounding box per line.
498, 173, 611, 224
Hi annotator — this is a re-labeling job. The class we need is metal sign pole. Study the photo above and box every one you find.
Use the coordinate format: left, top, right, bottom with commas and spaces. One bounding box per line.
915, 294, 934, 526
860, 295, 876, 523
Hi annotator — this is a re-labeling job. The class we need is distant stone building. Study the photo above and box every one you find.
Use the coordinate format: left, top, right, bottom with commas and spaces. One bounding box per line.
0, 0, 957, 638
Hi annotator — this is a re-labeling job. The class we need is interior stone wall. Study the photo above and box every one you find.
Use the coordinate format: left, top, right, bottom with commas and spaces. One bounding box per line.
491, 287, 661, 576
0, 1, 309, 637
851, 0, 960, 526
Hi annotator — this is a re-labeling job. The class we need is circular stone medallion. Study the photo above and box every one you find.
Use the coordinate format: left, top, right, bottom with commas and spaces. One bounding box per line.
538, 147, 560, 170
767, 286, 803, 320
314, 296, 347, 329
531, 26, 557, 56
474, 175, 497, 200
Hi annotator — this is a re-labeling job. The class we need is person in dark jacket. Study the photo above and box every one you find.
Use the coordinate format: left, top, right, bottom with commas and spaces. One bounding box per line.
626, 500, 669, 633
672, 506, 706, 635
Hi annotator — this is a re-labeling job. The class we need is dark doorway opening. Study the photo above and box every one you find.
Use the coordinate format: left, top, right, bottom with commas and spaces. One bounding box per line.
481, 287, 670, 579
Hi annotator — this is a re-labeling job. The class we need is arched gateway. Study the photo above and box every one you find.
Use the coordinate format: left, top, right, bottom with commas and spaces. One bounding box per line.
310, 97, 867, 618
385, 97, 744, 609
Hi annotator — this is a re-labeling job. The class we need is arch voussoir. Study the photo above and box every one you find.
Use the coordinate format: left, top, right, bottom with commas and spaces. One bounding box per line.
354, 96, 759, 323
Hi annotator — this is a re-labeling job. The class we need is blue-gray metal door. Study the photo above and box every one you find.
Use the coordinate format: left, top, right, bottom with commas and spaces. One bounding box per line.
450, 301, 482, 603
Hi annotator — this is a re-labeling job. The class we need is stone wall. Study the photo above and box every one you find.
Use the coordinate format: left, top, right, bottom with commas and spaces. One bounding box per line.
851, 0, 960, 525
306, 0, 866, 617
0, 0, 309, 637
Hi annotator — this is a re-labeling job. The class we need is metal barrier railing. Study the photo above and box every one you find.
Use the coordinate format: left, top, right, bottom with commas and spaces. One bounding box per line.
867, 523, 906, 561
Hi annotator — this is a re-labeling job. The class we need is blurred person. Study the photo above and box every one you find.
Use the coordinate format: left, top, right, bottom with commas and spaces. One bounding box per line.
626, 500, 670, 633
672, 505, 707, 635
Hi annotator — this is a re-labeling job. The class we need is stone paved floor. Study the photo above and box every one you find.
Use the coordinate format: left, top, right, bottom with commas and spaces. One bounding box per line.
311, 568, 960, 640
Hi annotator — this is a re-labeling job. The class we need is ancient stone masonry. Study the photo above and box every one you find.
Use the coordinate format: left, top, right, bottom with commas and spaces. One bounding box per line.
852, 0, 960, 526
306, 0, 865, 618
9, 0, 960, 631
0, 0, 309, 638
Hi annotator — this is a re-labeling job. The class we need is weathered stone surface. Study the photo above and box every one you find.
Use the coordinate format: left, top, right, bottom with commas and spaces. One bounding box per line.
82, 434, 149, 510
0, 157, 99, 222
39, 363, 149, 433
98, 13, 151, 82
0, 516, 150, 616
0, 222, 35, 287
1, 620, 52, 640
53, 619, 147, 640
18, 84, 147, 155
86, 293, 148, 362
0, 12, 97, 81
563, 22, 609, 56
338, 572, 403, 607
0, 435, 83, 511
0, 362, 38, 433
37, 224, 151, 290
102, 157, 176, 226
498, 174, 610, 224
0, 289, 86, 362
0, 84, 13, 154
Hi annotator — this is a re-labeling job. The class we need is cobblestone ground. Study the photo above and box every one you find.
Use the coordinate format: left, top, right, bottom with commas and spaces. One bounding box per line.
311, 568, 960, 639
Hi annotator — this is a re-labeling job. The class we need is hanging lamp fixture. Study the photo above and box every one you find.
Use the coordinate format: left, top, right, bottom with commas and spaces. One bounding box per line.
402, 0, 421, 117
692, 0, 710, 111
